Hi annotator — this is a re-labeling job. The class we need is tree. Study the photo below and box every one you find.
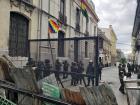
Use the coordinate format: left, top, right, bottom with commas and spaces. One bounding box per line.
120, 58, 127, 64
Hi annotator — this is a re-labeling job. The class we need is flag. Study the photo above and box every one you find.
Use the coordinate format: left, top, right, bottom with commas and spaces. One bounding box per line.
81, 0, 88, 20
48, 19, 60, 33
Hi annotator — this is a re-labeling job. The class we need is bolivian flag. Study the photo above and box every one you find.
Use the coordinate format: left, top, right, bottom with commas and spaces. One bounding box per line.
81, 0, 88, 20
49, 19, 60, 33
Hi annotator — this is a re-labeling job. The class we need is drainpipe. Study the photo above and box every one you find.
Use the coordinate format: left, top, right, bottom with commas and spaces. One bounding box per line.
38, 0, 43, 61
68, 0, 72, 60
36, 0, 43, 61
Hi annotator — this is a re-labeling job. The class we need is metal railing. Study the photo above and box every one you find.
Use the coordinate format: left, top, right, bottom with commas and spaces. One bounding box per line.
124, 79, 140, 105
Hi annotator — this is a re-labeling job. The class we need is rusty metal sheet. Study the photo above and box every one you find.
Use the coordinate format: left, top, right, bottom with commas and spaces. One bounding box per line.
80, 84, 118, 105
62, 88, 86, 105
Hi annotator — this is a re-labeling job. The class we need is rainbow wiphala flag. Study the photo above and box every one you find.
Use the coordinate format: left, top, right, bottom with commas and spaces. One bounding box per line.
49, 19, 60, 33
81, 0, 88, 20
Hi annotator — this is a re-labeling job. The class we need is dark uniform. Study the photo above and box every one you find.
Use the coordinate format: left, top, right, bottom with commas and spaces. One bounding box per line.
118, 64, 125, 94
119, 70, 125, 94
86, 61, 94, 86
63, 60, 69, 79
99, 62, 103, 80
137, 65, 140, 86
55, 59, 62, 80
122, 64, 126, 75
36, 61, 45, 80
71, 62, 78, 86
77, 61, 84, 85
26, 58, 36, 67
44, 59, 52, 77
127, 63, 131, 73
131, 64, 135, 74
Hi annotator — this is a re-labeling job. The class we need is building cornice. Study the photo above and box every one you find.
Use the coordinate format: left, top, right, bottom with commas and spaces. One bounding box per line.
10, 0, 35, 14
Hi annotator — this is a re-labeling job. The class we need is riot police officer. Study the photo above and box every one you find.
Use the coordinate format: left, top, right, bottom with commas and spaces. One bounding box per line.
86, 60, 94, 86
63, 60, 69, 79
71, 62, 78, 86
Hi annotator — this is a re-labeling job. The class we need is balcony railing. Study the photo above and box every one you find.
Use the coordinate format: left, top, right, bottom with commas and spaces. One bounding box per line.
59, 12, 67, 25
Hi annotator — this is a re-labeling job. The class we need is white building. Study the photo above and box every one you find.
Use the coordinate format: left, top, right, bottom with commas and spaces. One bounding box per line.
0, 0, 99, 66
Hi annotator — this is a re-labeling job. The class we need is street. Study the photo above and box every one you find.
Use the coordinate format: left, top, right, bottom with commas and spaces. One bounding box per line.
102, 66, 127, 105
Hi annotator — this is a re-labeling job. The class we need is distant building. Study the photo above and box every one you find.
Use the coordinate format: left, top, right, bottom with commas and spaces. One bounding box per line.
101, 25, 117, 65
98, 28, 111, 67
132, 0, 140, 65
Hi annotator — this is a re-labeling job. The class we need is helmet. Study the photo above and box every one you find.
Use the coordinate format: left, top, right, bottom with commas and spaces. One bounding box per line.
89, 60, 93, 63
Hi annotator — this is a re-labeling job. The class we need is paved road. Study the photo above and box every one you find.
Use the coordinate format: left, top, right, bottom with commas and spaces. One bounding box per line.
101, 66, 128, 105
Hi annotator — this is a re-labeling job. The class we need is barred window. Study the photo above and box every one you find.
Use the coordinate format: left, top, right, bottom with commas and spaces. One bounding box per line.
9, 12, 29, 57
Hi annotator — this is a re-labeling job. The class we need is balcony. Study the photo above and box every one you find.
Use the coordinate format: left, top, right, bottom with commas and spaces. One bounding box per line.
59, 12, 67, 25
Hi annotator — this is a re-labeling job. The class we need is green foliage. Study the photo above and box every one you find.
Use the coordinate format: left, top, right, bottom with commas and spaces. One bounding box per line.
119, 58, 127, 64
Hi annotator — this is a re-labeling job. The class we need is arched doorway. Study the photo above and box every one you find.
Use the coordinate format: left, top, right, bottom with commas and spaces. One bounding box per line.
58, 31, 65, 57
9, 12, 29, 57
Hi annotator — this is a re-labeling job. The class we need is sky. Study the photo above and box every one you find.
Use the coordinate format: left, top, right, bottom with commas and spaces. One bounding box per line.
93, 0, 137, 55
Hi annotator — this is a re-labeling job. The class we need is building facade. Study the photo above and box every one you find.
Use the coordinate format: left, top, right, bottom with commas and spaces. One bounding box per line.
132, 0, 140, 65
101, 25, 117, 65
98, 28, 111, 67
0, 0, 99, 67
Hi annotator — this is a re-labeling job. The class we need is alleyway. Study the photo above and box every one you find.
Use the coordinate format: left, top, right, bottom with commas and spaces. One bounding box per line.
102, 66, 127, 105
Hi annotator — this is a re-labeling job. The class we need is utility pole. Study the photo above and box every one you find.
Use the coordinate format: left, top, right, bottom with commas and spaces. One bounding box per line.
95, 36, 99, 86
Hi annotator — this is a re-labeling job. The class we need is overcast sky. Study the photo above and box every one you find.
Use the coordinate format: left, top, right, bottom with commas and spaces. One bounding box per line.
93, 0, 137, 55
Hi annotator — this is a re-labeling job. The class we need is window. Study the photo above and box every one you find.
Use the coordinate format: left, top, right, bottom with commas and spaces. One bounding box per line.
60, 0, 65, 15
86, 18, 89, 31
76, 8, 80, 26
85, 41, 88, 58
94, 26, 96, 35
9, 12, 29, 57
58, 31, 65, 57
74, 40, 79, 61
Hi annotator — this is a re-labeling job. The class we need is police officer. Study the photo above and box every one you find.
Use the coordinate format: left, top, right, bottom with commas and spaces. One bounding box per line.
119, 70, 125, 94
63, 60, 69, 79
127, 63, 131, 73
99, 61, 103, 80
44, 59, 52, 77
86, 60, 94, 86
122, 64, 126, 76
71, 62, 78, 86
26, 58, 36, 67
36, 61, 45, 80
55, 59, 62, 80
77, 61, 85, 85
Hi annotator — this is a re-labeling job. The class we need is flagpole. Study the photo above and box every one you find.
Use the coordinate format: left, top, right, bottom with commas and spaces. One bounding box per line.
48, 0, 55, 67
48, 32, 55, 68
